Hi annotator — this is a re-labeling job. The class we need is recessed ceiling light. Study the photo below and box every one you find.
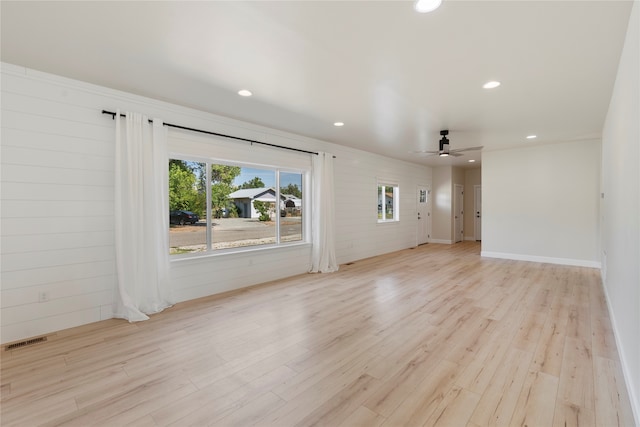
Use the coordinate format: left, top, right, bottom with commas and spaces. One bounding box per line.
483, 81, 501, 89
526, 135, 537, 139
334, 122, 344, 127
414, 0, 442, 13
468, 159, 476, 163
238, 89, 252, 97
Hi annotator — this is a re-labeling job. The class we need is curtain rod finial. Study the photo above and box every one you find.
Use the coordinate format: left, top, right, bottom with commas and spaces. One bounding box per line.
102, 110, 117, 119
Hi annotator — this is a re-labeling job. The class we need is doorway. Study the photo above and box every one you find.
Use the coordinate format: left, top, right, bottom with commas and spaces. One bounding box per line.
417, 185, 431, 245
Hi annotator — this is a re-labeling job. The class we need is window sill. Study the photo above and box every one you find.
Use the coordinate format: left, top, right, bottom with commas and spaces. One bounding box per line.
170, 241, 312, 263
377, 220, 400, 224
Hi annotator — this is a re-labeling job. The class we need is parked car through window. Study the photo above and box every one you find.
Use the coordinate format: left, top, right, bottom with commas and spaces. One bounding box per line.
170, 210, 200, 225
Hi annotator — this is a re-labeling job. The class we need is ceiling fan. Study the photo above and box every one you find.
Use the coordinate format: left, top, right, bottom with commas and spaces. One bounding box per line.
415, 130, 483, 157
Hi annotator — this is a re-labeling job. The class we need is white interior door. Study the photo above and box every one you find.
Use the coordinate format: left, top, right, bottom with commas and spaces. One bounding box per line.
474, 185, 482, 241
454, 184, 464, 243
417, 185, 431, 245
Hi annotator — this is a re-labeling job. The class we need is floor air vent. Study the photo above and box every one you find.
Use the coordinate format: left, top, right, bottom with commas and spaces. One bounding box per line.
4, 336, 48, 351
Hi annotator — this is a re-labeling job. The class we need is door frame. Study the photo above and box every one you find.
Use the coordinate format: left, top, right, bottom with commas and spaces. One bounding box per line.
417, 184, 431, 245
474, 185, 482, 241
454, 184, 464, 243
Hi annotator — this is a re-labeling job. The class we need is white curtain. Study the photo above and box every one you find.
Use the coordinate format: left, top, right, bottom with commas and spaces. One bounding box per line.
114, 111, 173, 321
310, 152, 339, 273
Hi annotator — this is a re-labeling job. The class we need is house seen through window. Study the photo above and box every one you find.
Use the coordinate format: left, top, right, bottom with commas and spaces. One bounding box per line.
169, 159, 304, 256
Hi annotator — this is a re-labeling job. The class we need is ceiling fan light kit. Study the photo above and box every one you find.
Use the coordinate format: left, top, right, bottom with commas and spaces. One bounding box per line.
413, 130, 483, 159
439, 130, 451, 156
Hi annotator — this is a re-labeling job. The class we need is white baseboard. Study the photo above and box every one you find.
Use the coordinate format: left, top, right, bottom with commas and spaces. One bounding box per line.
464, 236, 477, 241
601, 278, 640, 426
480, 251, 601, 268
429, 239, 453, 244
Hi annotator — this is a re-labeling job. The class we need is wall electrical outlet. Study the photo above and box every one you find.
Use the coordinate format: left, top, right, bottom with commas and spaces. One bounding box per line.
38, 292, 50, 303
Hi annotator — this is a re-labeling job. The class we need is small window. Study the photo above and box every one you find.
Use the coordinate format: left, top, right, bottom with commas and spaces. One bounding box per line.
377, 182, 399, 222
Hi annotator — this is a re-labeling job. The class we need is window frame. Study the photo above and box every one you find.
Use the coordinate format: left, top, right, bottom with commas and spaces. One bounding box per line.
168, 154, 309, 259
377, 181, 400, 223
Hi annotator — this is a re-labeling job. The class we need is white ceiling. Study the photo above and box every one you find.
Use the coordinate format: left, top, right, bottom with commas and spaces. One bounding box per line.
1, 1, 633, 167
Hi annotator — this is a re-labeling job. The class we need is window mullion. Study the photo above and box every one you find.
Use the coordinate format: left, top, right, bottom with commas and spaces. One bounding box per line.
275, 170, 281, 244
385, 185, 389, 220
206, 162, 212, 251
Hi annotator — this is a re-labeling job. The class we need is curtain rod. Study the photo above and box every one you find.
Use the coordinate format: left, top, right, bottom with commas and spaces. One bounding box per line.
101, 110, 320, 156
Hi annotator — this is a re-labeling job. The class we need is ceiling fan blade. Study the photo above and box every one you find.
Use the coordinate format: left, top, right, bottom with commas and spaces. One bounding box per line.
449, 152, 464, 157
411, 150, 440, 155
450, 146, 484, 153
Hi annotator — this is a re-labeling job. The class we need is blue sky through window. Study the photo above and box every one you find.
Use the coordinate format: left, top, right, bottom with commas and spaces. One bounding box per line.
234, 168, 301, 189
180, 162, 301, 190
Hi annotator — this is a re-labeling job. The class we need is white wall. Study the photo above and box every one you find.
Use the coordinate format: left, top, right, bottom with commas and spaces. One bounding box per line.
601, 1, 640, 421
481, 139, 601, 267
0, 63, 431, 343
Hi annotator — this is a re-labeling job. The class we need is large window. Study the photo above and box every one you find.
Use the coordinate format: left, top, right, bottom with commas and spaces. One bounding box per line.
169, 158, 305, 256
377, 182, 399, 222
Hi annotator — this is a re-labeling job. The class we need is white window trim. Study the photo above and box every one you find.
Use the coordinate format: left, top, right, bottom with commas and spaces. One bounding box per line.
377, 180, 400, 223
170, 241, 312, 261
168, 155, 310, 259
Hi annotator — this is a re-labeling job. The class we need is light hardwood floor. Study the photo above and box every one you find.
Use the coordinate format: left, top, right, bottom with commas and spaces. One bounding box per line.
1, 242, 635, 426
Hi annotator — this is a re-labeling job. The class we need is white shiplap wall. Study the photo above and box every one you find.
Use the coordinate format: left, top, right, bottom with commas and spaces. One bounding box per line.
0, 63, 431, 344
1, 67, 117, 343
332, 149, 431, 264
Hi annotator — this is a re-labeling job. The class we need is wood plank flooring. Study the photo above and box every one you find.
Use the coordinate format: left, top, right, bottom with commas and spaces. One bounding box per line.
1, 242, 635, 426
